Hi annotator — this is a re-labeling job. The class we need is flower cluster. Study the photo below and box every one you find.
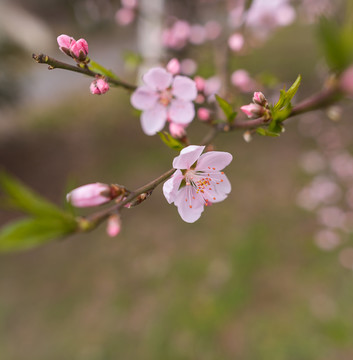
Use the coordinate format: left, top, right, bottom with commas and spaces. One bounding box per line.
57, 34, 89, 62
163, 145, 232, 223
131, 67, 197, 136
240, 91, 270, 119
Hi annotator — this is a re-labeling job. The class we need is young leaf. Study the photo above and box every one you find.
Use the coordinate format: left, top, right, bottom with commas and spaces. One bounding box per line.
215, 95, 237, 123
88, 60, 118, 79
0, 171, 72, 219
0, 217, 77, 252
157, 132, 186, 151
273, 75, 301, 112
256, 127, 280, 137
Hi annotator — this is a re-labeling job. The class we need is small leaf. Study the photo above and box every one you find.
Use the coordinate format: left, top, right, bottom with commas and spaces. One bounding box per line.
0, 171, 72, 219
215, 95, 237, 123
273, 75, 301, 112
256, 128, 280, 137
157, 132, 186, 151
88, 60, 118, 79
0, 217, 77, 252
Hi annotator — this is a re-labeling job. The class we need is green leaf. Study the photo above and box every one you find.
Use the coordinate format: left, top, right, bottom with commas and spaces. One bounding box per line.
256, 127, 280, 137
0, 217, 77, 252
273, 75, 301, 112
0, 171, 72, 219
317, 16, 353, 72
157, 132, 186, 151
88, 60, 118, 79
215, 95, 237, 123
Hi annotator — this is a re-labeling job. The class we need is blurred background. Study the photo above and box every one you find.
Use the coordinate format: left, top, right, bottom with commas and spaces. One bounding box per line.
1, 0, 353, 359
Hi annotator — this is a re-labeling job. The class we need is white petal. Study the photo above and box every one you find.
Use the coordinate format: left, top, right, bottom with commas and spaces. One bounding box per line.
173, 145, 205, 169
163, 169, 183, 204
174, 187, 204, 223
201, 173, 231, 203
143, 67, 173, 91
131, 86, 158, 110
168, 99, 195, 124
140, 104, 167, 135
172, 76, 197, 101
195, 151, 233, 171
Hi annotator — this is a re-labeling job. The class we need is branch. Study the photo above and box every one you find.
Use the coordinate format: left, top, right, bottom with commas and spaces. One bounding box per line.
32, 53, 137, 91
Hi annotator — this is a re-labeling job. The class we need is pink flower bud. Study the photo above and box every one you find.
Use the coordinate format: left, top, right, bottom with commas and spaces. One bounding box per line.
166, 58, 180, 75
228, 33, 244, 52
240, 103, 264, 118
194, 76, 205, 92
107, 214, 121, 237
90, 78, 110, 95
70, 38, 89, 61
197, 107, 211, 121
169, 122, 186, 138
115, 8, 135, 26
253, 91, 268, 106
231, 69, 256, 93
340, 66, 353, 97
67, 183, 112, 207
57, 34, 75, 56
121, 0, 138, 9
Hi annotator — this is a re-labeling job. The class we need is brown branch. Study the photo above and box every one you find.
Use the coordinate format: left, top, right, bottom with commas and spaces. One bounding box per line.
32, 53, 137, 91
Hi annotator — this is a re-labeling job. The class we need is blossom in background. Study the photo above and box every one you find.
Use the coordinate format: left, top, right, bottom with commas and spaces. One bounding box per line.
57, 34, 88, 61
163, 145, 232, 223
107, 214, 121, 237
90, 78, 110, 95
131, 67, 197, 135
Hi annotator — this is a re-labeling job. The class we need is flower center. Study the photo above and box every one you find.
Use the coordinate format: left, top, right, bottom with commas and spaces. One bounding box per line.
159, 89, 173, 106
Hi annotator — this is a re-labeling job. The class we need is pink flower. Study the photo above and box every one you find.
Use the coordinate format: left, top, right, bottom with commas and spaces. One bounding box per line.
163, 145, 232, 223
107, 215, 121, 237
131, 67, 197, 135
67, 183, 112, 207
57, 34, 75, 56
228, 33, 244, 52
253, 91, 267, 106
115, 8, 135, 26
340, 66, 353, 97
197, 107, 211, 121
240, 103, 264, 118
169, 122, 186, 138
231, 69, 257, 92
166, 58, 181, 75
57, 34, 88, 61
70, 38, 89, 61
90, 78, 110, 95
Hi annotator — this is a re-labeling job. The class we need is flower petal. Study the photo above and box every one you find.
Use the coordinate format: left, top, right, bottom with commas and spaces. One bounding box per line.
172, 76, 197, 101
143, 67, 173, 91
195, 151, 233, 171
163, 169, 183, 204
174, 187, 204, 223
140, 103, 167, 135
201, 173, 231, 203
168, 99, 195, 124
131, 86, 159, 110
173, 145, 205, 169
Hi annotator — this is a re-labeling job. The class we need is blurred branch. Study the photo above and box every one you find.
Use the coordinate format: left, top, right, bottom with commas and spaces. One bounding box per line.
32, 53, 137, 91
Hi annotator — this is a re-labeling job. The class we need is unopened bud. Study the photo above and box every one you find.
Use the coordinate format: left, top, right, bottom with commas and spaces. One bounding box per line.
194, 76, 205, 92
166, 58, 180, 75
197, 107, 211, 121
67, 183, 112, 207
240, 103, 265, 118
228, 33, 244, 52
70, 38, 89, 61
339, 66, 353, 97
57, 34, 75, 56
90, 78, 110, 95
107, 214, 121, 237
169, 122, 186, 138
253, 92, 268, 107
